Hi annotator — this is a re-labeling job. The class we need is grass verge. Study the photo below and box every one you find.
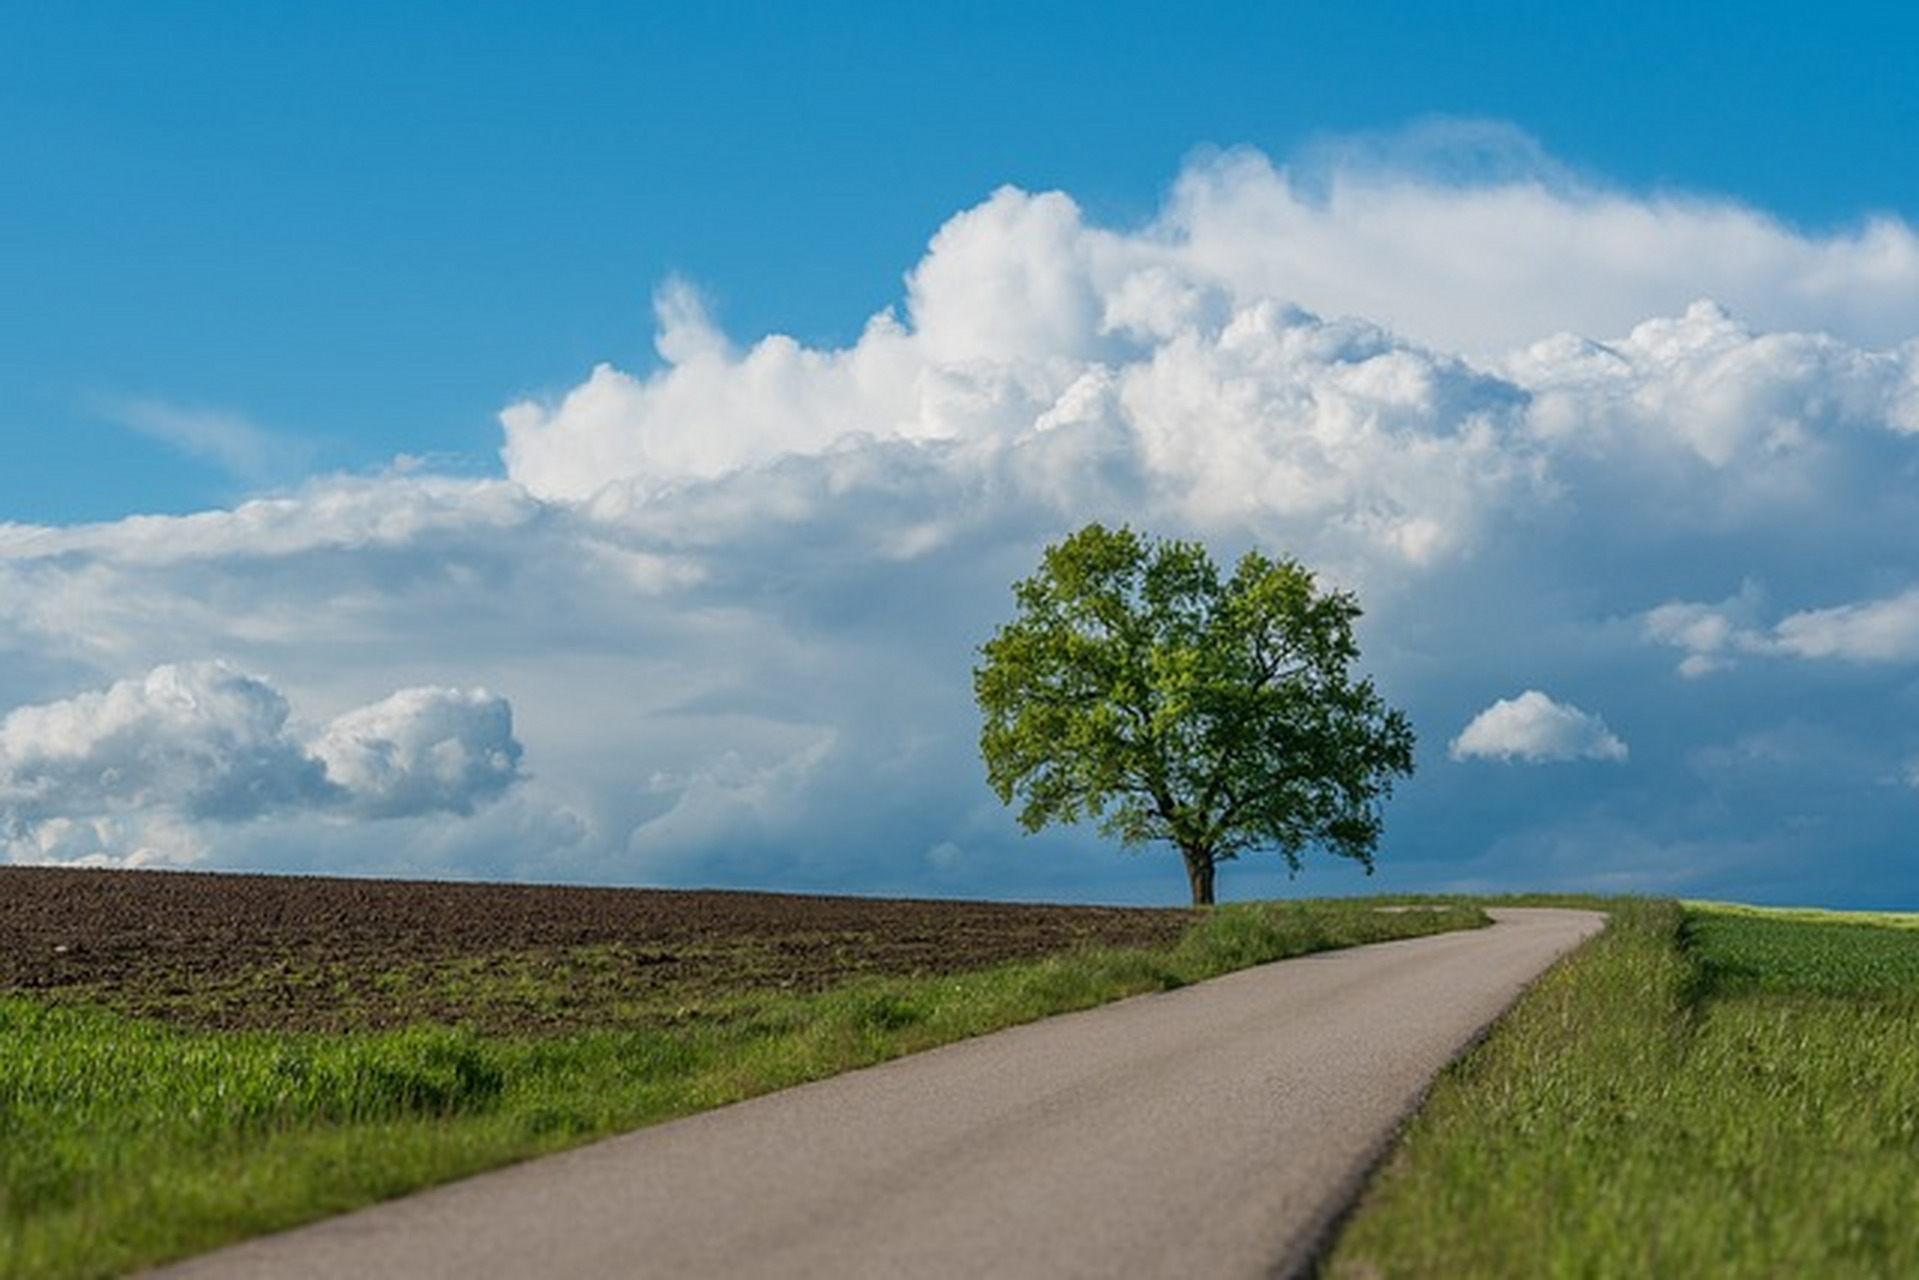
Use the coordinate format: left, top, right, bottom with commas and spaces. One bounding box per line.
0, 897, 1483, 1280
1324, 897, 1919, 1278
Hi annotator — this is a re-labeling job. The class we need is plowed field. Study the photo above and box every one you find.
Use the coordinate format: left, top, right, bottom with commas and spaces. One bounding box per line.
0, 867, 1192, 1035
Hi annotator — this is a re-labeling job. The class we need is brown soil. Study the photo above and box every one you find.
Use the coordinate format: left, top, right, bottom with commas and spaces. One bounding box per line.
0, 867, 1193, 1035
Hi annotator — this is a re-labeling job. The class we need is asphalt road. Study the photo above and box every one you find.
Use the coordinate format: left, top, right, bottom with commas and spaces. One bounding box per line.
144, 907, 1603, 1280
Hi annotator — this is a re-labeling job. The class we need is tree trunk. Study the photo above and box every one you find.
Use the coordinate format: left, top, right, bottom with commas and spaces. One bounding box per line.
1183, 850, 1216, 907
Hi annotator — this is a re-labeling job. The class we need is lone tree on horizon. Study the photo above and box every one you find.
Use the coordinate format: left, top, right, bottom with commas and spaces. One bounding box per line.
974, 523, 1415, 906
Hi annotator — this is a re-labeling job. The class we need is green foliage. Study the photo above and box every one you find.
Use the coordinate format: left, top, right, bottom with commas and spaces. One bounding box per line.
0, 898, 1480, 1279
974, 523, 1415, 904
1326, 900, 1919, 1279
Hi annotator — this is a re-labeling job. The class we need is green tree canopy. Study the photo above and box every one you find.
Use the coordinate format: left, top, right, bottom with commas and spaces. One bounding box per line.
974, 524, 1416, 906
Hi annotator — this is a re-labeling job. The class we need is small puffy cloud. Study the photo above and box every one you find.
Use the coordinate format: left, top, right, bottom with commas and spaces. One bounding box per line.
312, 686, 522, 818
1450, 691, 1629, 764
0, 661, 525, 864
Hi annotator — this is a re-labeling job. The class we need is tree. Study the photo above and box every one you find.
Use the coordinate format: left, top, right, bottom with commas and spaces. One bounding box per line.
974, 524, 1415, 906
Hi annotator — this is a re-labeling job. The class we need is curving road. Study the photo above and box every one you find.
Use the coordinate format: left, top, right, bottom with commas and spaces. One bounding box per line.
144, 907, 1603, 1280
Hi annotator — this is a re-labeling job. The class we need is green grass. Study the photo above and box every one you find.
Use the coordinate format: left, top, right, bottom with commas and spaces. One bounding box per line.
1325, 898, 1919, 1279
0, 897, 1483, 1280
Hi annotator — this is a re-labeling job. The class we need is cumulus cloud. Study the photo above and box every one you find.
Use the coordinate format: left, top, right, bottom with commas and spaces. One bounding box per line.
503, 216, 1549, 579
499, 278, 923, 502
1450, 691, 1629, 764
0, 662, 329, 821
311, 686, 522, 819
1166, 128, 1919, 356
5, 129, 1919, 905
0, 661, 525, 865
1508, 302, 1919, 471
499, 141, 1919, 587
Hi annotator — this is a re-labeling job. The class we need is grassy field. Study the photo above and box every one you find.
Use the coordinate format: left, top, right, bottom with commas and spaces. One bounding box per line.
25, 882, 1906, 1280
0, 891, 1483, 1280
1325, 898, 1919, 1278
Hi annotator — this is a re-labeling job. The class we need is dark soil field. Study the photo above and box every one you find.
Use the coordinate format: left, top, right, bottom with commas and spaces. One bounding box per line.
0, 867, 1193, 1036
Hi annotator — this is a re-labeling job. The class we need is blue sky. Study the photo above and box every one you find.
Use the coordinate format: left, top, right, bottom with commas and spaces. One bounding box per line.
4, 3, 1918, 907
10, 2, 1916, 521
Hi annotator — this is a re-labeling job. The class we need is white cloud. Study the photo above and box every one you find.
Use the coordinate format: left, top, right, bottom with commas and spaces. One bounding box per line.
1642, 583, 1769, 677
497, 139, 1919, 585
5, 129, 1919, 905
0, 813, 201, 869
0, 662, 328, 821
1450, 691, 1629, 764
1166, 128, 1919, 357
500, 281, 923, 503
1646, 585, 1919, 671
1509, 303, 1919, 471
312, 686, 522, 819
0, 661, 526, 865
1769, 590, 1919, 662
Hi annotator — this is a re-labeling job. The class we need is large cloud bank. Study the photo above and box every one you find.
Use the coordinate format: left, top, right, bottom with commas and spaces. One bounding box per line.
6, 135, 1918, 905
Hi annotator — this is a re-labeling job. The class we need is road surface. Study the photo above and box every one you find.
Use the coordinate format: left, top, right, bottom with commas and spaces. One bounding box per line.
144, 907, 1603, 1280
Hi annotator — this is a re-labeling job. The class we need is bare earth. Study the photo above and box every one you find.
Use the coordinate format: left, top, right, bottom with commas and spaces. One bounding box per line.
0, 867, 1192, 1033
140, 907, 1603, 1280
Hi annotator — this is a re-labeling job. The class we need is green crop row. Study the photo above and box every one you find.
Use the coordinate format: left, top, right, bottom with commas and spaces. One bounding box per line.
1686, 908, 1919, 999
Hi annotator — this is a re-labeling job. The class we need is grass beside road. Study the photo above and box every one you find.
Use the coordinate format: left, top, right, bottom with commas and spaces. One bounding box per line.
0, 896, 1483, 1280
1325, 897, 1919, 1278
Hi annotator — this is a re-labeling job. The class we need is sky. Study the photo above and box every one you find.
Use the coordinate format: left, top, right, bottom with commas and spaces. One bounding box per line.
4, 2, 1918, 907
